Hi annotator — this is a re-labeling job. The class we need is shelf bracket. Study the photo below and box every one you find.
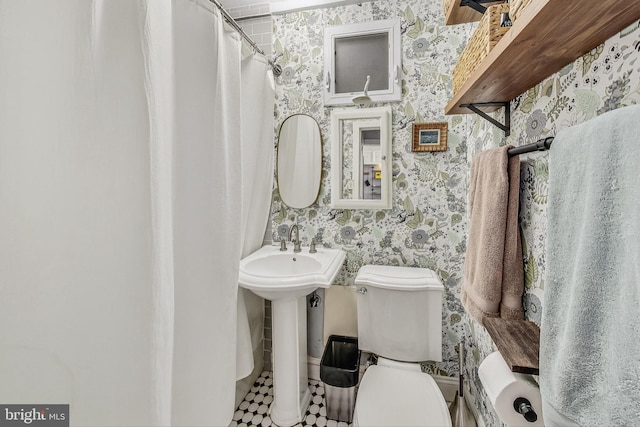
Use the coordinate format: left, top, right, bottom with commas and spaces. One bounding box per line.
460, 101, 511, 137
459, 0, 497, 15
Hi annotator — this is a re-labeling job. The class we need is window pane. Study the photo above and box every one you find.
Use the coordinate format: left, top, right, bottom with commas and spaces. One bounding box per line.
334, 33, 389, 94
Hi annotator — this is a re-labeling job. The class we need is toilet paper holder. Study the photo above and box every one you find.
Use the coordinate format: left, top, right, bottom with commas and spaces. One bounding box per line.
478, 351, 544, 426
514, 397, 538, 423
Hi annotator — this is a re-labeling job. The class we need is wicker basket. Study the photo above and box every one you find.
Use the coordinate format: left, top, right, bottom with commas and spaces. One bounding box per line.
510, 0, 532, 23
452, 3, 511, 94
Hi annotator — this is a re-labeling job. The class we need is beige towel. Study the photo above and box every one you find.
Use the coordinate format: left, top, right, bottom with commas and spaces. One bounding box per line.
461, 145, 524, 323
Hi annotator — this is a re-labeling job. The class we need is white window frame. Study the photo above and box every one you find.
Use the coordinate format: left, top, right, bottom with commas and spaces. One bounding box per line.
324, 19, 402, 106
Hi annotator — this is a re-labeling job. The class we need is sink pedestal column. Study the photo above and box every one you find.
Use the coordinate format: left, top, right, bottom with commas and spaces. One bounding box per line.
269, 296, 311, 426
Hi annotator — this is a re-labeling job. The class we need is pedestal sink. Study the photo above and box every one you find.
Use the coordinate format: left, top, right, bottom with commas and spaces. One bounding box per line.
239, 244, 345, 426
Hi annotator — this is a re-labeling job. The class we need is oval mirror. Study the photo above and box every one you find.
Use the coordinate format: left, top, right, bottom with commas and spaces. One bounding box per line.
277, 114, 322, 209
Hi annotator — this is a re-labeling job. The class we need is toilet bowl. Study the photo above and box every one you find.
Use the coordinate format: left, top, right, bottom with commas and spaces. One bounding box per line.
352, 265, 452, 427
353, 357, 451, 426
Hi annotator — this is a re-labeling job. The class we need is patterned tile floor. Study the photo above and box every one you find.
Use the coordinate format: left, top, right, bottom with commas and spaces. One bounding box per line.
230, 371, 351, 427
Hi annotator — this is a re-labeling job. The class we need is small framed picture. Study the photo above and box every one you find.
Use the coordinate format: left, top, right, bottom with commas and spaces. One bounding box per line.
412, 122, 448, 152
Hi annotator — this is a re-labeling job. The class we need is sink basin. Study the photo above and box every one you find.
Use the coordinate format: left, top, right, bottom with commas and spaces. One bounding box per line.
239, 244, 345, 425
239, 244, 346, 300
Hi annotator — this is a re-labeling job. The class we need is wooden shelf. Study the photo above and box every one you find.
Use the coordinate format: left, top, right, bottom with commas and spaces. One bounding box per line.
444, 0, 502, 25
483, 318, 539, 375
446, 0, 640, 115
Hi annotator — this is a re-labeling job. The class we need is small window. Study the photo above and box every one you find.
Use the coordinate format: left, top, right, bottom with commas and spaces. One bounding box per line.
324, 19, 401, 106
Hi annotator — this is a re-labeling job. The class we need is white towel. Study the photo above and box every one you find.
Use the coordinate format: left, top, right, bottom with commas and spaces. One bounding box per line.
541, 104, 640, 426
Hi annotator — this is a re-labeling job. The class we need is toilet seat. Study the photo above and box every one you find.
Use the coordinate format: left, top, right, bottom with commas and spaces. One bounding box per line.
353, 364, 452, 427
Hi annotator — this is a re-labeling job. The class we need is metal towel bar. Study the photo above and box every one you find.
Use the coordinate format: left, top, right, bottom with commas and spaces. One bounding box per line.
508, 136, 554, 157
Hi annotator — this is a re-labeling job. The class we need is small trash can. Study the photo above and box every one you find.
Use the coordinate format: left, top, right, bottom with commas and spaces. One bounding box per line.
320, 335, 360, 423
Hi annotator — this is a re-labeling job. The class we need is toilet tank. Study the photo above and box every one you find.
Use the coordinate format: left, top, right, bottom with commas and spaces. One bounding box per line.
355, 265, 443, 362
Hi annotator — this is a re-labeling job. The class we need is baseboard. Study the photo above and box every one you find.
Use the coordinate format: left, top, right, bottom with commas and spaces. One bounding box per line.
427, 375, 484, 427
308, 356, 321, 381
432, 374, 458, 403
464, 379, 485, 427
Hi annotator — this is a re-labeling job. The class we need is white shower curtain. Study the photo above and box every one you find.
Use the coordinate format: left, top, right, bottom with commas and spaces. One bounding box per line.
0, 1, 274, 425
236, 50, 276, 382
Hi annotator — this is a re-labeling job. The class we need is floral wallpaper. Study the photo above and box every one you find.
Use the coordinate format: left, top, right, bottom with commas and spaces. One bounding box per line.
272, 0, 473, 380
271, 1, 640, 425
464, 20, 640, 425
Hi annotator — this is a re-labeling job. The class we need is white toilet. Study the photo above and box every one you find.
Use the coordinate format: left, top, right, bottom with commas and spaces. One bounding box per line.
352, 265, 452, 427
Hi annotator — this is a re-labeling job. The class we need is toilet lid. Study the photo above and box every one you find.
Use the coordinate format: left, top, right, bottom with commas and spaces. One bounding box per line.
355, 265, 443, 291
354, 365, 452, 427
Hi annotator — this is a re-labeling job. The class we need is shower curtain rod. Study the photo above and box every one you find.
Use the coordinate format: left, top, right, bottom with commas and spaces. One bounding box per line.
508, 136, 554, 157
209, 0, 282, 76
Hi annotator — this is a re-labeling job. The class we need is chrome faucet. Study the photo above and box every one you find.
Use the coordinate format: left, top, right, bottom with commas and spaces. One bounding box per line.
288, 223, 301, 253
